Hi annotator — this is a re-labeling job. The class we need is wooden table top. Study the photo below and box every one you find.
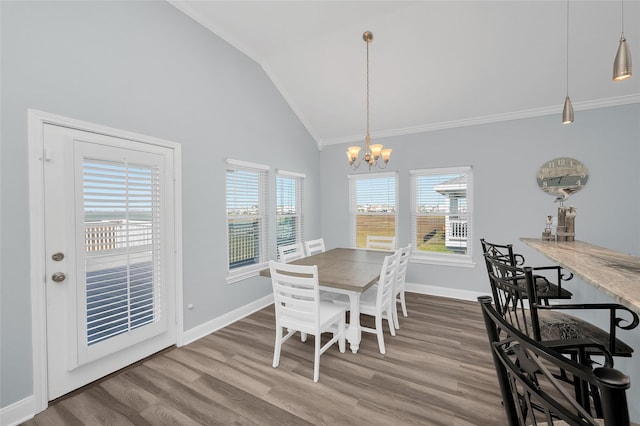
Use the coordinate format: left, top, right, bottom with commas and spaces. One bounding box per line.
260, 248, 391, 293
521, 238, 640, 315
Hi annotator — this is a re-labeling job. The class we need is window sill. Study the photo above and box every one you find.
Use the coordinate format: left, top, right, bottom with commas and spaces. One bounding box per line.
226, 262, 268, 284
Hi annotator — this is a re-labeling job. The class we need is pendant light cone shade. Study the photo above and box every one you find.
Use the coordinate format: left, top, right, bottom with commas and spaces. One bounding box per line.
613, 35, 632, 81
562, 96, 574, 124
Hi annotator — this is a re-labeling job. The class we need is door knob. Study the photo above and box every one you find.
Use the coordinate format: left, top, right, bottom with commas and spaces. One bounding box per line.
52, 252, 64, 261
51, 272, 66, 282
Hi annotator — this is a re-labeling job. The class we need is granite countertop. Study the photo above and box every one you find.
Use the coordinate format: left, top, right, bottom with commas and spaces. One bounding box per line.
520, 238, 640, 315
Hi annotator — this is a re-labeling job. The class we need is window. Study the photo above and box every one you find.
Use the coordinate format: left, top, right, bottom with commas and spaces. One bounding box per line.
226, 159, 269, 282
349, 172, 398, 248
411, 166, 473, 266
276, 170, 304, 259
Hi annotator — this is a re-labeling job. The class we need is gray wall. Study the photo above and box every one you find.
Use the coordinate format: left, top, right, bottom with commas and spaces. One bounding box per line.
1, 0, 320, 408
320, 103, 640, 420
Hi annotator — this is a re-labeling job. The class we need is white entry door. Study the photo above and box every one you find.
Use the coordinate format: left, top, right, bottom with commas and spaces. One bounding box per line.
43, 123, 177, 400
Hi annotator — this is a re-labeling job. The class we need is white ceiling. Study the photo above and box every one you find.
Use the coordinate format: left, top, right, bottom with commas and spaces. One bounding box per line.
170, 1, 640, 148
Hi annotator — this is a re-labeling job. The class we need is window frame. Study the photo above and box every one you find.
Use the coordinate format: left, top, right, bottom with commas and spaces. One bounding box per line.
276, 169, 305, 260
348, 171, 398, 249
410, 166, 474, 267
225, 159, 270, 283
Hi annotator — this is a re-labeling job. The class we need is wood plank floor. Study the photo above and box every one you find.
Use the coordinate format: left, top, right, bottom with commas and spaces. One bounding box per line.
23, 294, 508, 426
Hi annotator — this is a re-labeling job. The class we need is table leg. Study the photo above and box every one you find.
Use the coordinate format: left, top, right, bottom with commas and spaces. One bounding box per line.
346, 292, 361, 353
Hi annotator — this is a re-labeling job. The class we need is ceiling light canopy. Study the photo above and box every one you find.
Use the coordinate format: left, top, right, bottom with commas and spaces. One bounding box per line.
347, 31, 392, 170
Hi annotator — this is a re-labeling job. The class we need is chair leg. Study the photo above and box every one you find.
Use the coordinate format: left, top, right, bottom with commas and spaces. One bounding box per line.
273, 326, 282, 368
387, 303, 396, 337
400, 291, 408, 317
375, 315, 386, 354
338, 317, 346, 353
393, 302, 400, 330
301, 332, 308, 342
313, 334, 321, 382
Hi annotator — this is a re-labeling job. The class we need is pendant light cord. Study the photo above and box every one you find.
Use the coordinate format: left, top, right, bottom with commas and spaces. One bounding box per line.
566, 0, 570, 97
621, 0, 625, 35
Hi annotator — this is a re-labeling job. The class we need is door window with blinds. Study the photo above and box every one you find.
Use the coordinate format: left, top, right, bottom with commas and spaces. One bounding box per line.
276, 170, 304, 259
83, 159, 162, 347
226, 159, 269, 282
410, 166, 473, 265
349, 172, 398, 248
77, 140, 171, 367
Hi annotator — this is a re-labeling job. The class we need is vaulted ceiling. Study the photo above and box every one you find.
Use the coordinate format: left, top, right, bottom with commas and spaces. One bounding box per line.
170, 1, 640, 148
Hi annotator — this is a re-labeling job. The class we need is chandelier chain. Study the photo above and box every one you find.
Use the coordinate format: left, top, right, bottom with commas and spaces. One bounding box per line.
366, 36, 370, 138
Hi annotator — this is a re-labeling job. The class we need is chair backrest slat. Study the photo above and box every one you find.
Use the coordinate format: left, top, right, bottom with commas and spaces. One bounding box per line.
278, 242, 306, 263
305, 238, 325, 256
366, 235, 396, 251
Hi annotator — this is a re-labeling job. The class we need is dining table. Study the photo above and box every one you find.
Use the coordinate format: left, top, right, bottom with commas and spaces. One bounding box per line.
260, 247, 391, 353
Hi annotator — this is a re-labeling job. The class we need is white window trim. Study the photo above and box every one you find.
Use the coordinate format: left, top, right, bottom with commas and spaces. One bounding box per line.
225, 159, 270, 284
276, 169, 305, 178
410, 165, 475, 267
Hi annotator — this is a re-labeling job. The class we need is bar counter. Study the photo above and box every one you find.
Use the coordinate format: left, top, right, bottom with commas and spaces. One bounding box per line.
520, 238, 640, 315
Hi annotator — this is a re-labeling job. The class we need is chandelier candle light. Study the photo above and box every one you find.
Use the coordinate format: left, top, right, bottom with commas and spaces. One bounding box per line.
347, 31, 392, 170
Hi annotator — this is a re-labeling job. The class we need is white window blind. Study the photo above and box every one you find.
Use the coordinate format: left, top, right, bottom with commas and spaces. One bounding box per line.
348, 172, 398, 248
83, 159, 161, 346
226, 160, 269, 281
276, 170, 304, 259
411, 166, 473, 265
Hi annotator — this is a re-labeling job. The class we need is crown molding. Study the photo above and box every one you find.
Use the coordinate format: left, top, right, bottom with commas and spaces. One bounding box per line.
318, 93, 640, 149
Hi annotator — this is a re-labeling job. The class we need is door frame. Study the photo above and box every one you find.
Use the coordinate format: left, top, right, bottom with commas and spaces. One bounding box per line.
27, 109, 184, 413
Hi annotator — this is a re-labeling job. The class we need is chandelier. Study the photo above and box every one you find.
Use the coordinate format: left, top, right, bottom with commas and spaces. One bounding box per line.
347, 31, 392, 170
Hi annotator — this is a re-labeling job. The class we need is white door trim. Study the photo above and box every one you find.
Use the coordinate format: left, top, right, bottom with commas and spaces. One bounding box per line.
27, 109, 184, 414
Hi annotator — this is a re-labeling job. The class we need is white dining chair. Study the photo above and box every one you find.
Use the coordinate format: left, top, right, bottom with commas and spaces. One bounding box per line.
334, 250, 400, 354
366, 235, 396, 251
392, 244, 411, 329
304, 238, 326, 256
269, 261, 346, 382
278, 242, 306, 263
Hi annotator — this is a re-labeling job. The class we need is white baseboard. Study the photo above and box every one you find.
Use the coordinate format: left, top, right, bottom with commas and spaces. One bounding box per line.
405, 282, 487, 302
1, 395, 36, 426
181, 294, 274, 346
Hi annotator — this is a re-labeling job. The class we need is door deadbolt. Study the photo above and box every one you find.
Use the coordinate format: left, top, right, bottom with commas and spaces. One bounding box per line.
51, 272, 66, 282
52, 252, 64, 261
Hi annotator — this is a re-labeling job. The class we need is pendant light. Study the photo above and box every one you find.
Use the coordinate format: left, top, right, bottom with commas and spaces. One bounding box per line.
613, 0, 632, 81
562, 0, 574, 124
346, 31, 392, 170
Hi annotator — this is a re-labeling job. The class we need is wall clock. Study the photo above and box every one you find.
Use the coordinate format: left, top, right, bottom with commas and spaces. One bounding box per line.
536, 157, 588, 201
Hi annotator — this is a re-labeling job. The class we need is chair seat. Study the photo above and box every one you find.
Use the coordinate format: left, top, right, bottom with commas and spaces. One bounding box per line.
536, 310, 634, 356
333, 288, 378, 315
515, 275, 573, 300
280, 301, 346, 334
